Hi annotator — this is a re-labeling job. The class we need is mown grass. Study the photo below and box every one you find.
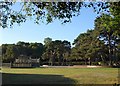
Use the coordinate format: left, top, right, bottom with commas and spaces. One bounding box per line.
1, 67, 120, 85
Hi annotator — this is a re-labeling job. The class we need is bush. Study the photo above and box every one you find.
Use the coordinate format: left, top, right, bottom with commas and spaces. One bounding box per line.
91, 62, 99, 65
71, 62, 86, 65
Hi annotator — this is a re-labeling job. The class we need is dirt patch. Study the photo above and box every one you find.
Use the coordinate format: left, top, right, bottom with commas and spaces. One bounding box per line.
40, 65, 103, 68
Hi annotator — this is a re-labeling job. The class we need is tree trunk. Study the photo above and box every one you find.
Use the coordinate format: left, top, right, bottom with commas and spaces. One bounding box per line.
85, 58, 87, 65
89, 57, 91, 65
66, 58, 67, 66
113, 42, 117, 64
108, 34, 112, 66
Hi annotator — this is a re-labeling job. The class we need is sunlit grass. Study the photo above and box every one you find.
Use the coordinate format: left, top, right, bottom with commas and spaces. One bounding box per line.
2, 67, 119, 84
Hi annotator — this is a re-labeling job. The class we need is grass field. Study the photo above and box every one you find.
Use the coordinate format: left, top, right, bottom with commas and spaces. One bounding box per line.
1, 67, 120, 85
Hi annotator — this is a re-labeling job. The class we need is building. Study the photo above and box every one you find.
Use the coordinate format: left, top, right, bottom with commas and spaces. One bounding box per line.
11, 55, 40, 68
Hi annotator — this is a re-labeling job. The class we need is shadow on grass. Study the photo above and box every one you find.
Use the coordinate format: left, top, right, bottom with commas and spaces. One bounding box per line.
2, 73, 77, 86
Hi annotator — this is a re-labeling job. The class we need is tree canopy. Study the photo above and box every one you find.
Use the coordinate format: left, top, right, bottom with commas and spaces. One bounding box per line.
0, 2, 111, 28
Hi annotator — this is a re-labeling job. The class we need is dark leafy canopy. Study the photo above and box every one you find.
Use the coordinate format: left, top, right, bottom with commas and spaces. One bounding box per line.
1, 40, 71, 65
69, 2, 120, 66
95, 15, 120, 65
0, 2, 110, 28
44, 37, 52, 47
42, 38, 71, 65
2, 44, 19, 62
2, 41, 44, 62
72, 29, 106, 65
94, 2, 120, 66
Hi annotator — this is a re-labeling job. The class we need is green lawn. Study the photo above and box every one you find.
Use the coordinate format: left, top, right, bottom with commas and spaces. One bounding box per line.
1, 67, 120, 85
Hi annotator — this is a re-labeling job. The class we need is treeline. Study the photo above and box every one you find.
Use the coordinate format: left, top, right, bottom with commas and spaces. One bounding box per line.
1, 42, 44, 63
1, 29, 120, 66
1, 39, 71, 66
72, 29, 120, 66
1, 12, 120, 66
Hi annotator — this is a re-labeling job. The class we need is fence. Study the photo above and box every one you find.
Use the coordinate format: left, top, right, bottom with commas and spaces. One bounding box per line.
2, 63, 11, 68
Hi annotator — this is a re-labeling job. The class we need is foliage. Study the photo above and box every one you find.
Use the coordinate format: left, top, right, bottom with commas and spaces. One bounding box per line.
2, 41, 44, 62
42, 38, 71, 66
94, 4, 120, 65
72, 29, 106, 65
0, 2, 110, 28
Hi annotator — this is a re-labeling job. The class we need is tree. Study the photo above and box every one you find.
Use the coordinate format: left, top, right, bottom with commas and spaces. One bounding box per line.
0, 2, 110, 28
72, 29, 106, 65
2, 44, 19, 62
42, 38, 54, 65
110, 2, 120, 65
94, 13, 120, 66
42, 38, 71, 65
29, 42, 44, 58
16, 41, 30, 56
62, 40, 71, 65
44, 37, 52, 47
2, 42, 44, 63
2, 44, 8, 62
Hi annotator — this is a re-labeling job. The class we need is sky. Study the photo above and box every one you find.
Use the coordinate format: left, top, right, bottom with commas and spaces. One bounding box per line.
0, 2, 99, 46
